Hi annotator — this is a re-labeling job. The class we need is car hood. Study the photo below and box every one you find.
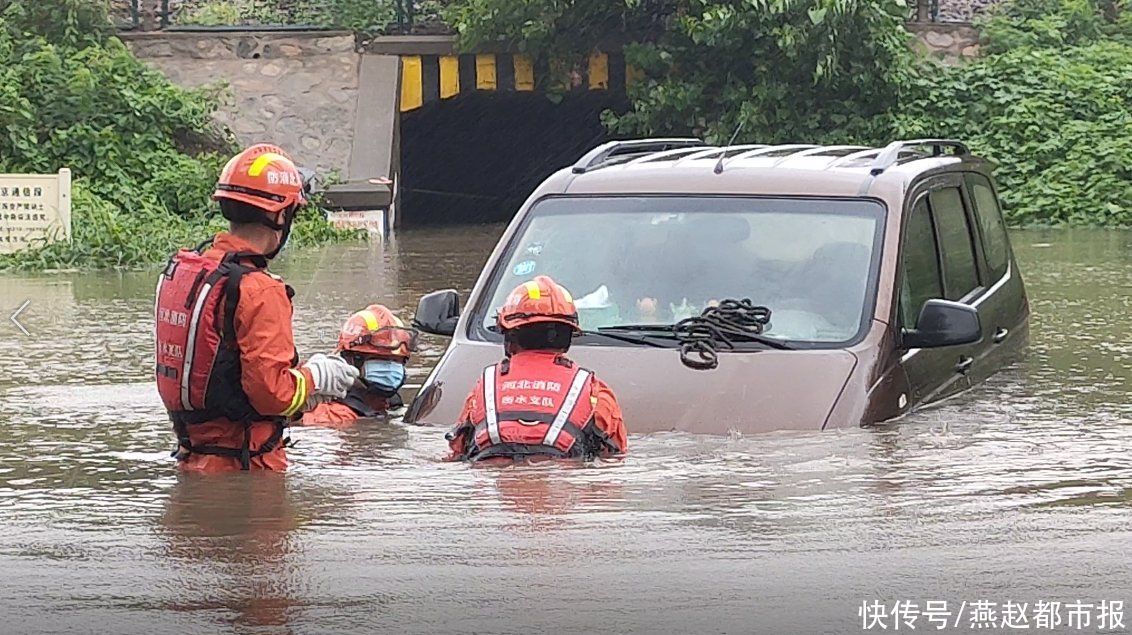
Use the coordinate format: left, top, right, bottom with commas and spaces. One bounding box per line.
408, 342, 859, 435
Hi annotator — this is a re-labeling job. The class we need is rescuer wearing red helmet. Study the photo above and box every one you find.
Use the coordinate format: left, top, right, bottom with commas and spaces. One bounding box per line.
154, 144, 359, 472
302, 304, 418, 426
446, 275, 628, 462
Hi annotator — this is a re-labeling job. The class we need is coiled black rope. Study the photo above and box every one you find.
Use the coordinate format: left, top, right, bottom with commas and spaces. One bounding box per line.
673, 299, 773, 370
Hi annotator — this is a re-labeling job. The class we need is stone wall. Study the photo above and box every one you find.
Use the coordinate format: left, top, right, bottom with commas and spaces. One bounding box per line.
122, 31, 361, 177
121, 26, 983, 180
907, 22, 982, 63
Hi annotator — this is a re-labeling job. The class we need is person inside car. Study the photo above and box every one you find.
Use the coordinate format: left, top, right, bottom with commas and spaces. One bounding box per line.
625, 214, 754, 323
302, 304, 416, 427
446, 275, 628, 462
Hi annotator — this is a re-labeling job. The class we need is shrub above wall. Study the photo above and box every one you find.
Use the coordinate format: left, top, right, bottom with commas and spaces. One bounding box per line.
0, 0, 357, 270
440, 0, 1130, 226
898, 0, 1132, 225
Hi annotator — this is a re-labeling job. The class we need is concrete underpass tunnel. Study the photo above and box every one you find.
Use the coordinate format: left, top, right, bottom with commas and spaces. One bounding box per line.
399, 90, 628, 225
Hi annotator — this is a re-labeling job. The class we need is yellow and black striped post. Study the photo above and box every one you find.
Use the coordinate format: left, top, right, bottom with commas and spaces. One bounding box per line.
399, 52, 627, 112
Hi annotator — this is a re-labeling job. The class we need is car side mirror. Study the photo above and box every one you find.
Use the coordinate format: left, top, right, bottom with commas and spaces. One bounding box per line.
413, 289, 461, 336
902, 299, 982, 349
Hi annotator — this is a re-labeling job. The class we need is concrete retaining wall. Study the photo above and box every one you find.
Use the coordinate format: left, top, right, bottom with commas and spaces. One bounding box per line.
122, 26, 984, 181
122, 31, 361, 178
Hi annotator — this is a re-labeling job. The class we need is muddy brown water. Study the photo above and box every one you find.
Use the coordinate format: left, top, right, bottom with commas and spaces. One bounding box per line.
0, 227, 1129, 634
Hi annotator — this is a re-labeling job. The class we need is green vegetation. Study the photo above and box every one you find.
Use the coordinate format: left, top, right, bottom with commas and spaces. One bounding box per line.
446, 0, 1131, 226
898, 0, 1132, 225
0, 0, 355, 271
173, 0, 396, 34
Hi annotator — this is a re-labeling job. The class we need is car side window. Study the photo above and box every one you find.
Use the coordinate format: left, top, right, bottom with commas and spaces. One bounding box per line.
929, 187, 980, 301
900, 198, 943, 328
967, 175, 1010, 280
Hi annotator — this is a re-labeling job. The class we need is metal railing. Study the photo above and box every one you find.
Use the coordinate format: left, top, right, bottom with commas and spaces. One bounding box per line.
111, 0, 988, 31
112, 0, 447, 31
913, 0, 995, 23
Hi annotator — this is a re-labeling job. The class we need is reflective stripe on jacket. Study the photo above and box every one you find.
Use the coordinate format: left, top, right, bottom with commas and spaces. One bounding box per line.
155, 232, 311, 472
449, 351, 626, 461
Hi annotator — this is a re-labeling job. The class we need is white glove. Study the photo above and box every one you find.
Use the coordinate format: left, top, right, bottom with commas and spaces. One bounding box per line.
303, 353, 359, 399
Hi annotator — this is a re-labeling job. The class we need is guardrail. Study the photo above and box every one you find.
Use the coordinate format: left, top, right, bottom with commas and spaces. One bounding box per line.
111, 0, 984, 31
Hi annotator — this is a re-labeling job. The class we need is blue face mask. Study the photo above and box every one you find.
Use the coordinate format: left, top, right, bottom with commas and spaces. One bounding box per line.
362, 359, 406, 396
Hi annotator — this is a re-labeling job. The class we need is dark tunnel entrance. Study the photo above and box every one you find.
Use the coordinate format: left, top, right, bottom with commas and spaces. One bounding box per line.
399, 91, 628, 225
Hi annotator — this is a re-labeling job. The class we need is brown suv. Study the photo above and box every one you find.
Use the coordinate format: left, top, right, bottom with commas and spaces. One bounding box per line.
405, 139, 1029, 434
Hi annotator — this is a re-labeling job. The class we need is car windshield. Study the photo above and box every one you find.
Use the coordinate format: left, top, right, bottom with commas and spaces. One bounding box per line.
472, 196, 885, 346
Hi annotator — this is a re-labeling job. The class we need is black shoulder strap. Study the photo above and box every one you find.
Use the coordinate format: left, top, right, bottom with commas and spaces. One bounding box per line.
192, 236, 215, 254
217, 252, 268, 343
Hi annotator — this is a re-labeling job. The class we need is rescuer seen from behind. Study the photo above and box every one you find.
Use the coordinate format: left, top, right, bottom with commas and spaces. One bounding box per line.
154, 144, 358, 472
446, 275, 628, 462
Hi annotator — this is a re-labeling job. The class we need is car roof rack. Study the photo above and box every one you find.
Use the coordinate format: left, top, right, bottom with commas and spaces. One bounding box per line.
625, 146, 718, 165
568, 138, 972, 176
670, 144, 768, 166
868, 139, 969, 176
770, 145, 870, 167
571, 138, 705, 174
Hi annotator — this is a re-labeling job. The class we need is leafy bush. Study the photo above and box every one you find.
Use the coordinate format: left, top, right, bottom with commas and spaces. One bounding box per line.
173, 0, 398, 34
897, 40, 1132, 225
978, 0, 1127, 52
897, 0, 1131, 225
0, 0, 356, 270
0, 181, 221, 271
446, 0, 915, 143
446, 0, 1130, 226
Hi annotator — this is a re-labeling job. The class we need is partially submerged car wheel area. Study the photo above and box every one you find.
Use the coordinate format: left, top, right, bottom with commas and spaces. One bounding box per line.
406, 139, 1030, 435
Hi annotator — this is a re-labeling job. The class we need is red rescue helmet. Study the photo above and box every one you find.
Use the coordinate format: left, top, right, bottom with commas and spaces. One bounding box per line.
497, 275, 580, 333
212, 144, 306, 215
337, 304, 417, 360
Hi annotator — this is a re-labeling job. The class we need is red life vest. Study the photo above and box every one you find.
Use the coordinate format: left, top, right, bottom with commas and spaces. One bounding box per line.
456, 354, 615, 461
154, 240, 290, 467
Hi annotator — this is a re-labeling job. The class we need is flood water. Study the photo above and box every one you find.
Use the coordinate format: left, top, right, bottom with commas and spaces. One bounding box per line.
0, 227, 1129, 634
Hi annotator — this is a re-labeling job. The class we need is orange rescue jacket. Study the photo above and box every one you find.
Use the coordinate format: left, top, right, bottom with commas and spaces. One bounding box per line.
448, 351, 627, 461
157, 232, 312, 472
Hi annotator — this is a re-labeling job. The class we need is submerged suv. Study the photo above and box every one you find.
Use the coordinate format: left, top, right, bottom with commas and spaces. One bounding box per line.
405, 139, 1029, 434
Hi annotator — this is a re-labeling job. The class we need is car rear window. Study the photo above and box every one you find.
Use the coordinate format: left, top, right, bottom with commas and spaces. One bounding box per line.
967, 175, 1010, 280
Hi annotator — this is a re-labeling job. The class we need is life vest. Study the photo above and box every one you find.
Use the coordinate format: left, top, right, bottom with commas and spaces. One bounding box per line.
154, 239, 293, 469
452, 354, 618, 461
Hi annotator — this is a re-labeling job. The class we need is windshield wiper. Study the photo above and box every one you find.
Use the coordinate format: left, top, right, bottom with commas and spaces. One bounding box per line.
599, 324, 794, 350
580, 329, 676, 349
488, 323, 671, 348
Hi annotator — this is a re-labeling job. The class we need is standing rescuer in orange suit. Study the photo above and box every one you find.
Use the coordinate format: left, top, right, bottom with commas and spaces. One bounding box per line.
446, 275, 628, 462
302, 304, 417, 426
154, 144, 359, 472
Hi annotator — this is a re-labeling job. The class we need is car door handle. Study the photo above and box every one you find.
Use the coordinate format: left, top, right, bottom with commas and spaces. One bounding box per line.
955, 356, 974, 374
993, 327, 1009, 344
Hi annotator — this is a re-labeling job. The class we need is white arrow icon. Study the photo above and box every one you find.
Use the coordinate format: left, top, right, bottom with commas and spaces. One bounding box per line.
9, 300, 30, 336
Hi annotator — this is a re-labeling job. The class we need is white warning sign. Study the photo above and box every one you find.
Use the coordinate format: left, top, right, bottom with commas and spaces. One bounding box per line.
0, 168, 72, 254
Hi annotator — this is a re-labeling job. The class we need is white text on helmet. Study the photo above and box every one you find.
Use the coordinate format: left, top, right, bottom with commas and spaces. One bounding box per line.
266, 170, 302, 187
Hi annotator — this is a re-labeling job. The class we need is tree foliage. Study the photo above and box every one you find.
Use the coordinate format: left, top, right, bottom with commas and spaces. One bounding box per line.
898, 0, 1131, 225
446, 0, 1131, 226
0, 0, 354, 270
447, 0, 915, 143
174, 0, 398, 34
